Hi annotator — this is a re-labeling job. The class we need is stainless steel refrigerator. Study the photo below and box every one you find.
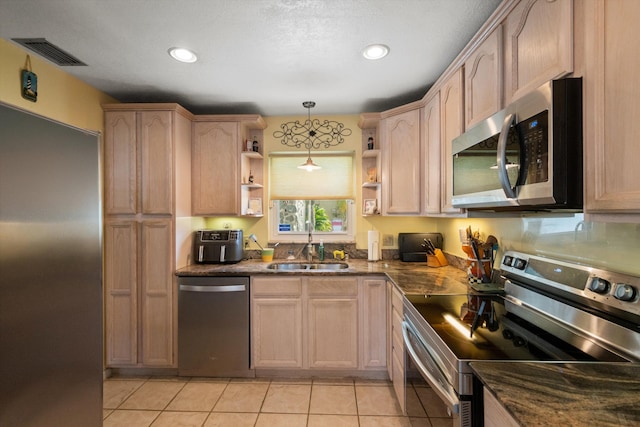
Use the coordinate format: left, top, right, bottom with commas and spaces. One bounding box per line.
0, 104, 103, 426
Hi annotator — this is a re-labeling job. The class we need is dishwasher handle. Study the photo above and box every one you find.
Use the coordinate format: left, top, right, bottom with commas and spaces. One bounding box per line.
179, 284, 246, 293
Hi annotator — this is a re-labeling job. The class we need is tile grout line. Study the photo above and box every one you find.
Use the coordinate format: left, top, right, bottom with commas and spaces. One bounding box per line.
105, 377, 443, 426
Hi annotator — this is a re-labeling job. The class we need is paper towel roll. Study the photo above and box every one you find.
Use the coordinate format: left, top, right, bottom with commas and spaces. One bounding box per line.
368, 230, 380, 261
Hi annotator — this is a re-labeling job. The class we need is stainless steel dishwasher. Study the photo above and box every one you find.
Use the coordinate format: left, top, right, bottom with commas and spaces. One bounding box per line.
178, 276, 254, 377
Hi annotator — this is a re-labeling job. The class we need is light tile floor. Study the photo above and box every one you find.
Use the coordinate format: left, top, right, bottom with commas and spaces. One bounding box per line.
103, 376, 453, 427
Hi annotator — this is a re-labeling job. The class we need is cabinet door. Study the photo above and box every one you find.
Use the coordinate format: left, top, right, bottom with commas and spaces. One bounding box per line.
105, 220, 138, 366
584, 0, 640, 216
440, 68, 465, 214
382, 109, 422, 215
392, 347, 406, 415
465, 26, 502, 129
104, 111, 137, 215
308, 298, 358, 369
140, 219, 174, 366
422, 94, 442, 215
192, 121, 239, 215
252, 298, 303, 368
391, 286, 405, 414
361, 278, 387, 369
504, 0, 573, 103
140, 111, 173, 214
307, 277, 359, 369
484, 388, 520, 427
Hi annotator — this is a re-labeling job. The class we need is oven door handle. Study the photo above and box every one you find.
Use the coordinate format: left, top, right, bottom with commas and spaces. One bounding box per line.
497, 112, 518, 199
402, 321, 460, 414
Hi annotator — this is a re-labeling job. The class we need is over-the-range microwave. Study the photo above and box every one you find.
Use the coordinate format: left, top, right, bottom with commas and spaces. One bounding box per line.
452, 78, 583, 211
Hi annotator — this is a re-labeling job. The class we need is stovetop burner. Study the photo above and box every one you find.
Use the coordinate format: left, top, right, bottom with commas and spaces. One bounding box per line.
405, 292, 617, 363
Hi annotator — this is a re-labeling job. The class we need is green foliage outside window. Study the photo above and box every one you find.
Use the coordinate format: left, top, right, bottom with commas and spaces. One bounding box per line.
314, 204, 332, 231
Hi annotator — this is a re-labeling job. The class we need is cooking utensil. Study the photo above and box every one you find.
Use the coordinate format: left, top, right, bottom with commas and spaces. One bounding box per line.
485, 235, 498, 267
470, 240, 490, 282
470, 299, 486, 338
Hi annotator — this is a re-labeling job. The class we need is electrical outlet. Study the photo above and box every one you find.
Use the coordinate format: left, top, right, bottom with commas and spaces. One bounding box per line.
383, 234, 394, 247
244, 238, 249, 249
223, 222, 231, 229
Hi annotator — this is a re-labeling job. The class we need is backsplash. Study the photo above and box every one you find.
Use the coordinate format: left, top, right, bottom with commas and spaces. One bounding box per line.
438, 214, 640, 276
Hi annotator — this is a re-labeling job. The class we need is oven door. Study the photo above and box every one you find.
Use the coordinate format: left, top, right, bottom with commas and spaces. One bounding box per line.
402, 317, 460, 416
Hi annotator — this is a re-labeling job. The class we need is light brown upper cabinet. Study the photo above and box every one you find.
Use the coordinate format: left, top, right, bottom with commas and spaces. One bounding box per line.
422, 93, 443, 216
104, 110, 174, 215
503, 0, 573, 104
191, 115, 266, 216
440, 68, 465, 215
465, 25, 503, 129
381, 107, 422, 215
192, 120, 239, 216
583, 0, 640, 220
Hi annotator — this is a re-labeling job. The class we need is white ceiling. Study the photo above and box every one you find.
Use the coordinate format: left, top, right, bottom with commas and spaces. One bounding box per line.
0, 0, 502, 116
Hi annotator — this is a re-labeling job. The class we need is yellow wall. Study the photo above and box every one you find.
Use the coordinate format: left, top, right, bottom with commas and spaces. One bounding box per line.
5, 39, 639, 275
0, 39, 117, 132
205, 114, 441, 250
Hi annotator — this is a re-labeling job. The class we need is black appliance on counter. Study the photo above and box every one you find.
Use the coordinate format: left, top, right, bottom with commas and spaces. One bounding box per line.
402, 250, 639, 427
398, 232, 443, 262
193, 229, 244, 263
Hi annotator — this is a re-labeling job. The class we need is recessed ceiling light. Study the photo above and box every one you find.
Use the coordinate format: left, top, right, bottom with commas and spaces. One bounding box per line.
168, 47, 198, 63
362, 44, 389, 60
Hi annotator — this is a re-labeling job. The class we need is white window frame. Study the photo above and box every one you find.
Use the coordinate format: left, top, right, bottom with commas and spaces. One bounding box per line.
268, 199, 356, 243
268, 151, 356, 244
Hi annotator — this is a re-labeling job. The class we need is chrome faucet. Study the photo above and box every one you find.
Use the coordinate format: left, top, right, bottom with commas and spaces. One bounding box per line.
306, 204, 315, 261
307, 220, 314, 262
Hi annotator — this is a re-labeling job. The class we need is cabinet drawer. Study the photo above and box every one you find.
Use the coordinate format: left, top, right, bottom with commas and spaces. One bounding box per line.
308, 277, 358, 296
252, 277, 302, 297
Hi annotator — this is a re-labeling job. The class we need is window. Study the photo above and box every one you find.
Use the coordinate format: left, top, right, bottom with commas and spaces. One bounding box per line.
269, 152, 355, 243
271, 199, 354, 242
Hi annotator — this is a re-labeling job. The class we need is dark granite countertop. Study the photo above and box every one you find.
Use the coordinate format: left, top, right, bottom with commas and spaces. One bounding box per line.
470, 361, 640, 427
175, 258, 470, 295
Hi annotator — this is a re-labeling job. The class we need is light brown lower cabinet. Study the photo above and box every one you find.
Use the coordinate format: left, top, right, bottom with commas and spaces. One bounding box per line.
105, 218, 174, 367
483, 388, 521, 427
251, 275, 387, 373
307, 278, 359, 369
251, 277, 303, 368
390, 284, 406, 414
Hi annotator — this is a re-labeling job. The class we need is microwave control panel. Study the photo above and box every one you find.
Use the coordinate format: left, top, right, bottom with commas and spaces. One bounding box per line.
518, 111, 549, 184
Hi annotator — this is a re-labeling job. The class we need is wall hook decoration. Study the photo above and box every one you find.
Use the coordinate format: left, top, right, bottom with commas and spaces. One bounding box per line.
21, 55, 38, 102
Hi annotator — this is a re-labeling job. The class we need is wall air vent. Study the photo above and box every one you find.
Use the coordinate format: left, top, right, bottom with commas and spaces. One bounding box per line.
11, 38, 87, 66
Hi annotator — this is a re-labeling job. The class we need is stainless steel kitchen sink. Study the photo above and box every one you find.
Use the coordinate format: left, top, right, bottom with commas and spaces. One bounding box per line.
267, 262, 349, 271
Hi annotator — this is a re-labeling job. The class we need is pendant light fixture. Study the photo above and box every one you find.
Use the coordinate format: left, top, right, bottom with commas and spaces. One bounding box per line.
299, 150, 321, 171
273, 101, 352, 171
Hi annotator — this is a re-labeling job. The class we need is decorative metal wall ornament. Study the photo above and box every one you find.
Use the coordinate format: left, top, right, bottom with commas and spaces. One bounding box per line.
273, 101, 352, 171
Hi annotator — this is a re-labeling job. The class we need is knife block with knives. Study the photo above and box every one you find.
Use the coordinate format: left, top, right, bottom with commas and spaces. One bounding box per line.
422, 237, 448, 267
426, 249, 449, 267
